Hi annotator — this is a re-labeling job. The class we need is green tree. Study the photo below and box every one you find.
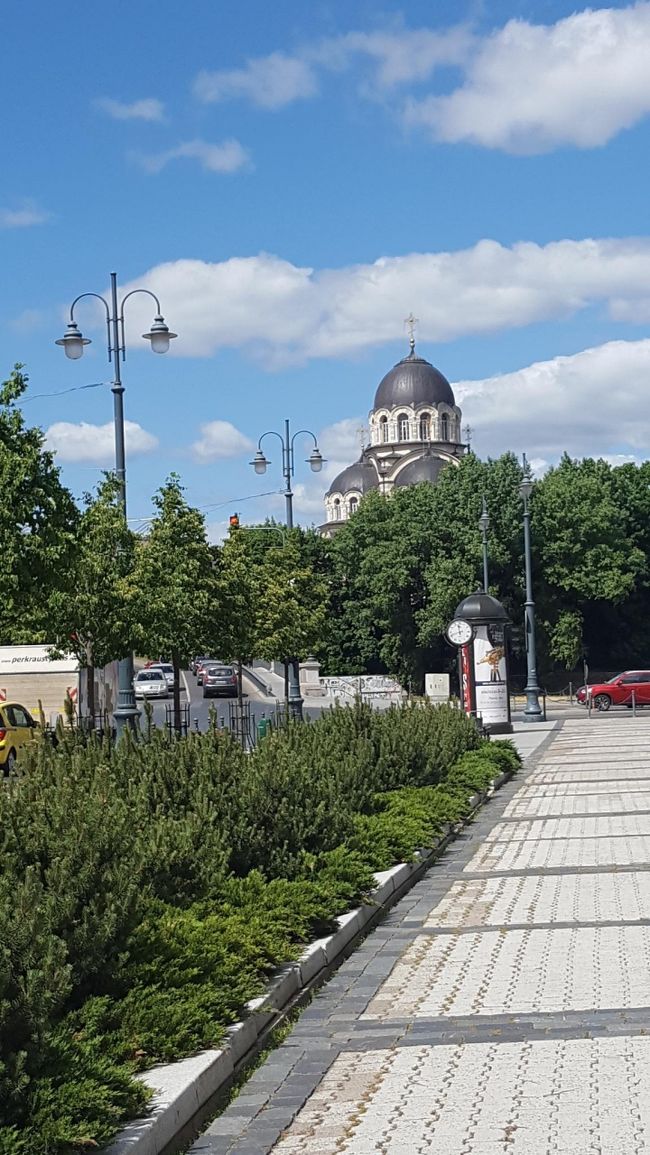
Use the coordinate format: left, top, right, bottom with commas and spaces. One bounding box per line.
0, 365, 78, 642
214, 526, 259, 704
49, 475, 136, 719
128, 477, 221, 731
534, 455, 646, 669
254, 538, 329, 665
216, 524, 330, 702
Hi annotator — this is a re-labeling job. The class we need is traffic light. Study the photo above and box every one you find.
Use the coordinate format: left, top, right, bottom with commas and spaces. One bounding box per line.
229, 513, 240, 529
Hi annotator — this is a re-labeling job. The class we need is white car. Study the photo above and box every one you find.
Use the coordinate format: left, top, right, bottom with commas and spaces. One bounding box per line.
148, 663, 176, 691
133, 669, 168, 698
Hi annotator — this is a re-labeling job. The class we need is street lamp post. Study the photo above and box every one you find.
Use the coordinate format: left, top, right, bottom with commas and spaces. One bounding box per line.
250, 418, 324, 529
479, 496, 490, 593
519, 457, 544, 723
250, 419, 325, 719
56, 272, 177, 738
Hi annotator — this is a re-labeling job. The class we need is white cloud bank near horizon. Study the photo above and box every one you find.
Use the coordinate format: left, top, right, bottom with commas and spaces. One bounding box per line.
116, 235, 650, 364
45, 420, 158, 464
456, 337, 650, 460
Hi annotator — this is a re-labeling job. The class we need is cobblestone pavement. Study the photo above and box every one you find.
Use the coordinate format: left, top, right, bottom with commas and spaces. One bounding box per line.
191, 717, 650, 1155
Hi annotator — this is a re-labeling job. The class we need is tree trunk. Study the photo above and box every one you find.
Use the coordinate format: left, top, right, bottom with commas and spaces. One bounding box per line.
85, 640, 95, 727
86, 665, 95, 725
172, 651, 182, 734
237, 657, 244, 709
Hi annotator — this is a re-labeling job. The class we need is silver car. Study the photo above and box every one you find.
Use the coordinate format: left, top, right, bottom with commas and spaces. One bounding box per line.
202, 665, 238, 699
133, 669, 168, 698
149, 663, 176, 691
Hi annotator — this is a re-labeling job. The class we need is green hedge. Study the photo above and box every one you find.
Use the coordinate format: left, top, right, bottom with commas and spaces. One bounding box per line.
0, 703, 519, 1153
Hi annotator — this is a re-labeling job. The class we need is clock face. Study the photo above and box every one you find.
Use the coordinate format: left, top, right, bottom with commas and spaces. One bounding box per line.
446, 618, 473, 646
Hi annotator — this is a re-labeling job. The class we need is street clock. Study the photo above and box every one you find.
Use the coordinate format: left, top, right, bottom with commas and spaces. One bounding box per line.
446, 618, 473, 647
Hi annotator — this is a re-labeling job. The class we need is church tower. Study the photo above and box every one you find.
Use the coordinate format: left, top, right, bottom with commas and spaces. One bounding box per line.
322, 320, 465, 534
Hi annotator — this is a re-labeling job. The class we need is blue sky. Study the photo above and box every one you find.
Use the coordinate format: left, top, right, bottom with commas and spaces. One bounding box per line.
3, 0, 650, 534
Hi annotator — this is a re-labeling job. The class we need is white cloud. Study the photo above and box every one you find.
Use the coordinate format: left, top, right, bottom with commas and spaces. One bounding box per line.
191, 421, 253, 463
0, 201, 50, 228
406, 3, 650, 153
45, 420, 158, 464
9, 308, 47, 332
315, 26, 472, 89
134, 138, 251, 174
318, 417, 365, 474
194, 52, 317, 109
456, 338, 650, 460
97, 97, 165, 121
190, 9, 650, 152
117, 236, 650, 364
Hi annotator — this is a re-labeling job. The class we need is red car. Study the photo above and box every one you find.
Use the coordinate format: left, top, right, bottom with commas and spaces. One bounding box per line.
576, 671, 650, 711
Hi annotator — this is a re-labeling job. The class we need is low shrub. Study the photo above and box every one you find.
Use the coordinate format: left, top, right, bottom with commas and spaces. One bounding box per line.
0, 704, 519, 1152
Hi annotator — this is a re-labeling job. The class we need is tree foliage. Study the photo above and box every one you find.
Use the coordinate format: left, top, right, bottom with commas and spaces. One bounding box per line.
0, 365, 78, 643
127, 477, 221, 727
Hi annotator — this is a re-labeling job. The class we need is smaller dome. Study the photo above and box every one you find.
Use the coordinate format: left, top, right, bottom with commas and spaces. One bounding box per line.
393, 455, 445, 488
326, 458, 379, 497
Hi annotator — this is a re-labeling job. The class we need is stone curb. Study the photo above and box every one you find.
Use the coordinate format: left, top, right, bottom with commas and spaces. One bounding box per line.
103, 769, 512, 1155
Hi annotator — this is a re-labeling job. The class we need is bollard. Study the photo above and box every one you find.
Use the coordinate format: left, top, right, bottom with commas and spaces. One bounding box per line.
632, 689, 637, 718
193, 717, 199, 732
569, 680, 574, 704
587, 688, 593, 718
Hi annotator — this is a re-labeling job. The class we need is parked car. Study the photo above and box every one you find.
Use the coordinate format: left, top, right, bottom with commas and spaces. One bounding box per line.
149, 663, 176, 691
202, 665, 238, 699
576, 670, 650, 711
133, 669, 168, 699
0, 702, 38, 773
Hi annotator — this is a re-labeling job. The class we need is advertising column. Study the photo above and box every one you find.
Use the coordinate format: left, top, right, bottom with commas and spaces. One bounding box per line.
460, 643, 474, 714
472, 623, 510, 729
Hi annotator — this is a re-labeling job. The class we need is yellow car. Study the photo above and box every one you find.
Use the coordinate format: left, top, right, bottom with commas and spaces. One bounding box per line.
0, 702, 38, 772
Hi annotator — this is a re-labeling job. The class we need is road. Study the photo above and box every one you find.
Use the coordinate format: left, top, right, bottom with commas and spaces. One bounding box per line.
147, 668, 326, 736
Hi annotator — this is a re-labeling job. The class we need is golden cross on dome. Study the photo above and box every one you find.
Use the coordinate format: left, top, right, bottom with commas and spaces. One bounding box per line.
404, 312, 418, 354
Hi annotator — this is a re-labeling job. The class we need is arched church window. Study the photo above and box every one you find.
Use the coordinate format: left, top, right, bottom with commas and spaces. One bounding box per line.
397, 413, 409, 441
419, 413, 431, 441
349, 496, 359, 515
334, 499, 341, 520
440, 412, 449, 441
379, 415, 389, 443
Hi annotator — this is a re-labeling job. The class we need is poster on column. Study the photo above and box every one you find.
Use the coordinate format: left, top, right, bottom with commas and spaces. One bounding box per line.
473, 624, 508, 725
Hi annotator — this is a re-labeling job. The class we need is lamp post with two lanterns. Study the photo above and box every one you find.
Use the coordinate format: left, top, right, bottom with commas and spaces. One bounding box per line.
250, 418, 324, 530
519, 456, 544, 722
56, 272, 177, 737
249, 419, 325, 718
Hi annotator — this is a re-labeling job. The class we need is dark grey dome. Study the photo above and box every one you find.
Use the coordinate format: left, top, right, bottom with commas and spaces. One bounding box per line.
454, 591, 510, 624
326, 458, 379, 497
393, 455, 446, 488
374, 353, 455, 411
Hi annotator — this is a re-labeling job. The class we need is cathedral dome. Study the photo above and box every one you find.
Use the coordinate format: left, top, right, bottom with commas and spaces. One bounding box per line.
393, 454, 446, 487
325, 458, 379, 497
374, 352, 455, 411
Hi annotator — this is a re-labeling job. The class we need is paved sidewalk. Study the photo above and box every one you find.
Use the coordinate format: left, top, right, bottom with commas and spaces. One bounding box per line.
192, 716, 650, 1155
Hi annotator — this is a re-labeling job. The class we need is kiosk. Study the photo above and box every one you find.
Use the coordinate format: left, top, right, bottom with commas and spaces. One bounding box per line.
448, 591, 513, 735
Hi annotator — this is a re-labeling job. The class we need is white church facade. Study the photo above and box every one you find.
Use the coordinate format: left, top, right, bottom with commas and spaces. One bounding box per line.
322, 333, 466, 534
